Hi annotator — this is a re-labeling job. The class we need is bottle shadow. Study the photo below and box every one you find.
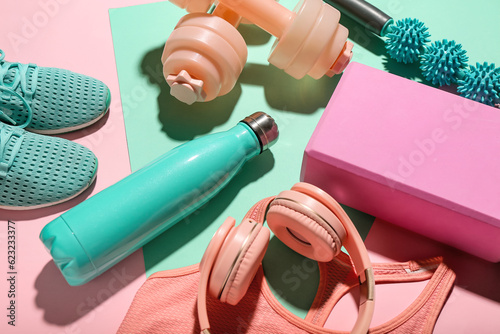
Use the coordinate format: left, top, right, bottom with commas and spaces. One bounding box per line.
34, 249, 144, 325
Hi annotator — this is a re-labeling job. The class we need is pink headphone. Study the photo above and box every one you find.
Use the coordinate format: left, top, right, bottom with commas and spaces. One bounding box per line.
198, 182, 375, 334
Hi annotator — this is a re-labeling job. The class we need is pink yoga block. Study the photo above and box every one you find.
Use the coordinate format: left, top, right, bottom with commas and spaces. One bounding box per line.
301, 62, 500, 262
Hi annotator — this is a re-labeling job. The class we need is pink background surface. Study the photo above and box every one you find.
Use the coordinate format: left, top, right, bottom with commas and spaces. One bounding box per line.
0, 1, 156, 333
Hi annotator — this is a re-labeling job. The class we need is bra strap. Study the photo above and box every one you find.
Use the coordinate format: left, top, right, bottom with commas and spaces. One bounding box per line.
306, 255, 455, 334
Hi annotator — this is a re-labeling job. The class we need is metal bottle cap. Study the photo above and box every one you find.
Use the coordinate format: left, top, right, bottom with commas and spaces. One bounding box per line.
240, 112, 279, 153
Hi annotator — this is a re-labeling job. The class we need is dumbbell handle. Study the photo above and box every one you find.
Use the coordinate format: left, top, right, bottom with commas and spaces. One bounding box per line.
212, 3, 242, 27
324, 0, 392, 36
218, 0, 295, 38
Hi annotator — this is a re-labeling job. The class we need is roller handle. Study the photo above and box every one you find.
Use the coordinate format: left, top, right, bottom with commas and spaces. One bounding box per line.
324, 0, 392, 36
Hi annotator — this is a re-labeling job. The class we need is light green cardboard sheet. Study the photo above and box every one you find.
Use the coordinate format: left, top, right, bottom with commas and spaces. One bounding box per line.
109, 0, 500, 318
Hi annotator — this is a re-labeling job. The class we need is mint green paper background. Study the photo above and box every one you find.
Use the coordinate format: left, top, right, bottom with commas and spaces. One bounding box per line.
109, 0, 500, 318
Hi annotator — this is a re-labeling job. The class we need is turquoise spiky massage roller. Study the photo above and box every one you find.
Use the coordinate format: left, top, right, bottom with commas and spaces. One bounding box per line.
324, 0, 500, 107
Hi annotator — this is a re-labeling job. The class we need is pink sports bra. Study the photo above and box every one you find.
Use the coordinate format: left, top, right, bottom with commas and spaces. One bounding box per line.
118, 254, 455, 333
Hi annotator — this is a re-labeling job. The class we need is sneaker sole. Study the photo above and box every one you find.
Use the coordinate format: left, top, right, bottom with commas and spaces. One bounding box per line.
0, 162, 98, 211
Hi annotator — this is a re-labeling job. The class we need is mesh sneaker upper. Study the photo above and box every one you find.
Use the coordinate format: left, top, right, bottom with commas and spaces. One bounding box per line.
0, 123, 97, 209
1, 53, 110, 133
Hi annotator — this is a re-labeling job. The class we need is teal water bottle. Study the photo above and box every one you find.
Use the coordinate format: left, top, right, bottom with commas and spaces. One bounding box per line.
40, 112, 279, 286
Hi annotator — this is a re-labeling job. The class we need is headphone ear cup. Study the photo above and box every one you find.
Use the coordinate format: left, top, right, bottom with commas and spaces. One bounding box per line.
267, 190, 346, 262
208, 220, 270, 305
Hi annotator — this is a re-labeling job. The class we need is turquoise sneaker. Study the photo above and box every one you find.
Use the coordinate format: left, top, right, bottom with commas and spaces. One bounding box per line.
0, 49, 110, 134
0, 122, 98, 210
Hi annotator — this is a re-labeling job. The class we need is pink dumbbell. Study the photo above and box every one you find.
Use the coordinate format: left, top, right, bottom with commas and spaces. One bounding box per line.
163, 0, 352, 104
161, 8, 247, 105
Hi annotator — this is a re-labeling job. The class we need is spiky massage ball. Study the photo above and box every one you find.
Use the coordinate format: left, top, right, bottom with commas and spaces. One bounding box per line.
385, 18, 430, 64
420, 39, 468, 86
457, 62, 500, 106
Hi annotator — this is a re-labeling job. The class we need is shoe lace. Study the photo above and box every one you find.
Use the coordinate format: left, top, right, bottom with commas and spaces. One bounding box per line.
0, 49, 38, 128
0, 123, 25, 179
